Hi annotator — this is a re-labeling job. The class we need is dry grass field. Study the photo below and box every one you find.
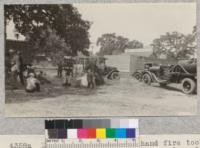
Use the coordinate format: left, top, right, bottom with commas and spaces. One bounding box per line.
5, 70, 197, 117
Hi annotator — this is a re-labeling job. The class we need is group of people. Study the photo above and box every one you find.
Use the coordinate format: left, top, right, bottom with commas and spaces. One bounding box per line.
8, 50, 41, 93
58, 58, 101, 89
7, 50, 103, 93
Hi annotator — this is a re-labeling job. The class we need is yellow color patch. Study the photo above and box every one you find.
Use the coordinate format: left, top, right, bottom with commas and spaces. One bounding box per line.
96, 128, 106, 139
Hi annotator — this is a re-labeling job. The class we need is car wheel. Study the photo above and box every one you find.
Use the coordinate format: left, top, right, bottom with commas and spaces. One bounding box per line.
142, 73, 151, 85
181, 78, 196, 94
111, 72, 120, 80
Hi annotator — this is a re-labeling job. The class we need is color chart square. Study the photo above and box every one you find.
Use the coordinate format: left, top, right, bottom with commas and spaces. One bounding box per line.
74, 120, 83, 128
67, 129, 77, 139
126, 128, 135, 138
55, 120, 65, 129
45, 120, 55, 129
48, 129, 58, 139
106, 128, 115, 138
78, 129, 88, 138
119, 119, 129, 128
116, 128, 126, 138
128, 119, 139, 128
88, 128, 96, 138
65, 120, 73, 129
96, 128, 106, 139
58, 129, 67, 139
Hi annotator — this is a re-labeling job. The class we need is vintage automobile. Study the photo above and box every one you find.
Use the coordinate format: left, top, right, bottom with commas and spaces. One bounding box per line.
141, 59, 197, 94
87, 56, 120, 80
103, 65, 120, 80
63, 56, 120, 80
132, 62, 154, 81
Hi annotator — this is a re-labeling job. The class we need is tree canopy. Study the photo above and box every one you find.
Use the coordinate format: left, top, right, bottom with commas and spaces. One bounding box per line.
151, 29, 196, 60
5, 4, 91, 56
34, 27, 71, 65
96, 33, 143, 56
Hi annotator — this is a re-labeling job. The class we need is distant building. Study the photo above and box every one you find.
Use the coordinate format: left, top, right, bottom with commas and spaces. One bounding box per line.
105, 47, 154, 72
124, 47, 153, 57
124, 47, 168, 59
105, 54, 130, 72
105, 46, 177, 74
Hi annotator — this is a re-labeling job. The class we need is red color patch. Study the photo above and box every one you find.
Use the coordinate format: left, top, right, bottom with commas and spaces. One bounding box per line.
88, 128, 96, 138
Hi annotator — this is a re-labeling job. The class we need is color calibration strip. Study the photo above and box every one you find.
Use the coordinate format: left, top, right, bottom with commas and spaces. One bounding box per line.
45, 119, 139, 139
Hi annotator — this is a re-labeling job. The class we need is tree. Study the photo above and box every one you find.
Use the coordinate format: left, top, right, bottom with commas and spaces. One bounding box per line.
192, 25, 197, 37
96, 33, 143, 55
192, 25, 197, 50
126, 40, 143, 49
151, 31, 196, 60
4, 4, 91, 56
33, 27, 71, 65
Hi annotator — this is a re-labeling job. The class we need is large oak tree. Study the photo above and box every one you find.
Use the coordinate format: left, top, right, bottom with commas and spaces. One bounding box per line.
151, 29, 196, 60
5, 4, 91, 56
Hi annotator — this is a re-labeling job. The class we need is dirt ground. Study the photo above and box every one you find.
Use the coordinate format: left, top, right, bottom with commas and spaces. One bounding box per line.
5, 73, 197, 117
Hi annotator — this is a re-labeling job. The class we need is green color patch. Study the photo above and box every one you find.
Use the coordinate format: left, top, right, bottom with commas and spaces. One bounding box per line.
106, 128, 115, 138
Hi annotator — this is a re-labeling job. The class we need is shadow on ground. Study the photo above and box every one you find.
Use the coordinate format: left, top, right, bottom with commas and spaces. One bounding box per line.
153, 85, 183, 93
5, 77, 99, 104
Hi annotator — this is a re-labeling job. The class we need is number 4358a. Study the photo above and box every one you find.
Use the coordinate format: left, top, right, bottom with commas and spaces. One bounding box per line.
10, 143, 32, 148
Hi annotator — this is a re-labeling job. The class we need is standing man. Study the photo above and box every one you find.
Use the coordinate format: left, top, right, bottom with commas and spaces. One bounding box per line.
64, 57, 74, 86
57, 60, 63, 78
87, 68, 96, 89
18, 51, 24, 85
86, 61, 96, 89
12, 51, 24, 85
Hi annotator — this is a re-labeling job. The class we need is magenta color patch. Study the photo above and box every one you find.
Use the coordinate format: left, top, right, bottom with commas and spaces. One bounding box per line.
77, 129, 88, 138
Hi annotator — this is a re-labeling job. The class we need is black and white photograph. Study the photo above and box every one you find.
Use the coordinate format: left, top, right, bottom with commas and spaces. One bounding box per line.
4, 3, 197, 117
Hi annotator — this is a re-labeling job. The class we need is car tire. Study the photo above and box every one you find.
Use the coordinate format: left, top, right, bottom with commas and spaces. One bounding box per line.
181, 78, 196, 94
142, 73, 151, 85
111, 72, 120, 80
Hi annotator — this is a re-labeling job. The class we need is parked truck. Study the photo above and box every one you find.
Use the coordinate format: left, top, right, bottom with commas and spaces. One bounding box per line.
140, 59, 197, 94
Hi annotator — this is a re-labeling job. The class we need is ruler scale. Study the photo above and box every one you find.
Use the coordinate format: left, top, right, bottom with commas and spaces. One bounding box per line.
45, 119, 139, 148
46, 139, 139, 148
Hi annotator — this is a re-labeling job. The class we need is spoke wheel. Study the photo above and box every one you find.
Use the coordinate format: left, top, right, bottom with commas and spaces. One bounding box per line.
142, 73, 151, 85
182, 78, 196, 94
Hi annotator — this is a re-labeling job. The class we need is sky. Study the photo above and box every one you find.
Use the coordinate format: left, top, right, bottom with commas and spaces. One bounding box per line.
7, 3, 196, 53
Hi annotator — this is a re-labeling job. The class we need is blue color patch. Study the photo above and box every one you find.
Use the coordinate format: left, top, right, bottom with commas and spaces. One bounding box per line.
115, 128, 126, 138
126, 128, 136, 138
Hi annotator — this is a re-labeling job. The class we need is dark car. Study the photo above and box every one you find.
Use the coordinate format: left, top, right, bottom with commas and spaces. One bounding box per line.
132, 62, 154, 81
141, 59, 197, 94
104, 66, 120, 80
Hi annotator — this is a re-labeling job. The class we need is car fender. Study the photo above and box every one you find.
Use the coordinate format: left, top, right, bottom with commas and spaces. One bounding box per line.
107, 69, 119, 78
142, 71, 153, 79
133, 71, 142, 77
